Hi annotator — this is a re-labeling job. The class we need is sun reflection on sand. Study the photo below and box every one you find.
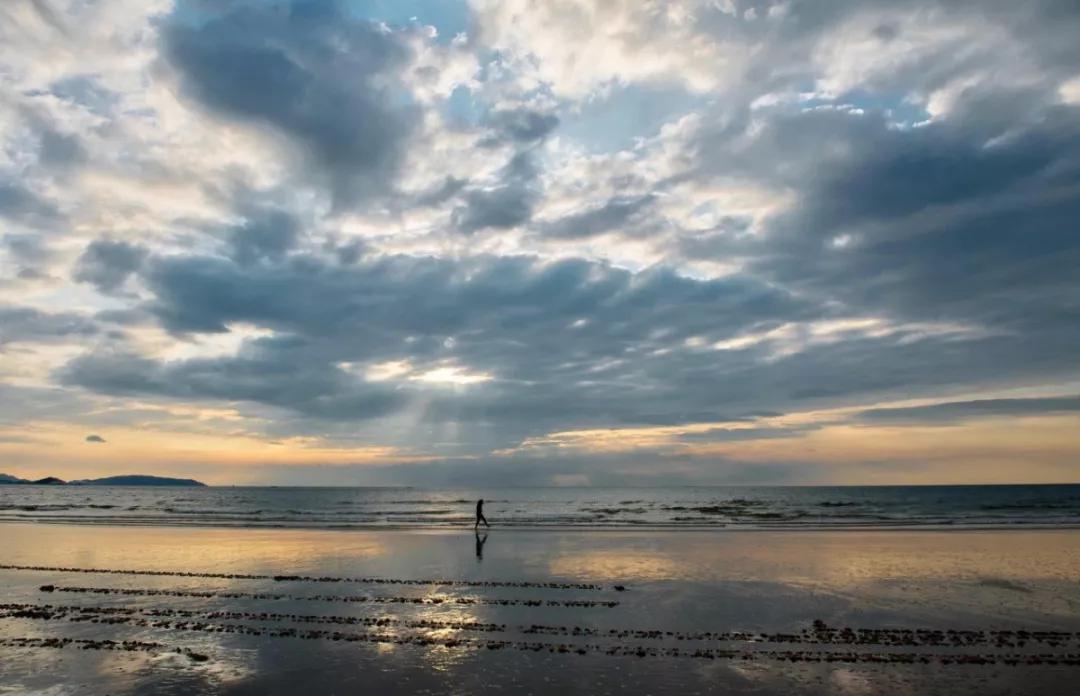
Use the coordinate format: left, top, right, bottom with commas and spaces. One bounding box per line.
542, 531, 1080, 623
94, 648, 258, 694
546, 530, 1080, 590
412, 604, 487, 673
549, 550, 681, 582
3, 524, 390, 574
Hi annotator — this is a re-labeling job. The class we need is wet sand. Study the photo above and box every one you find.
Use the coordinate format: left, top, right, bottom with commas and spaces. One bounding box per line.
2, 523, 1079, 694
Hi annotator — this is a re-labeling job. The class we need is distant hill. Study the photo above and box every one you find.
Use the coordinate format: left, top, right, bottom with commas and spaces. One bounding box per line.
0, 473, 206, 487
71, 475, 206, 487
0, 475, 68, 485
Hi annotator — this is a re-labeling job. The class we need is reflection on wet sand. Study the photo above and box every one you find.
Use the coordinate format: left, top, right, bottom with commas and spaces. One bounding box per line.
3, 523, 390, 574
6, 601, 1080, 665
3, 524, 1080, 695
548, 530, 1080, 585
547, 531, 1080, 621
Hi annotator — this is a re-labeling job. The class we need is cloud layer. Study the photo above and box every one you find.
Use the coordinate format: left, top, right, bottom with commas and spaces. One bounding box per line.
1, 0, 1078, 484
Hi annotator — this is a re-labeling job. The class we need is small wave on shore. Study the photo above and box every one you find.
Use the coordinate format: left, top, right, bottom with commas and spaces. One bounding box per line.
2, 484, 1079, 530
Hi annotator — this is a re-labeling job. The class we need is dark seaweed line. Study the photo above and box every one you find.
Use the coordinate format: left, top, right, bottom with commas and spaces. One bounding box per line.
524, 622, 1080, 648
1, 603, 504, 634
806, 621, 1076, 649
37, 585, 619, 608
5, 603, 1076, 650
0, 564, 608, 592
0, 636, 209, 662
2, 615, 1078, 666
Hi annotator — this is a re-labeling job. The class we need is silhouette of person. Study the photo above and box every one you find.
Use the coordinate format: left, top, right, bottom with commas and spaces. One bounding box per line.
475, 530, 488, 561
475, 498, 490, 529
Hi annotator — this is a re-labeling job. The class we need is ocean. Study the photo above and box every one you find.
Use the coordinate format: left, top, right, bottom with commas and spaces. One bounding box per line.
1, 484, 1079, 530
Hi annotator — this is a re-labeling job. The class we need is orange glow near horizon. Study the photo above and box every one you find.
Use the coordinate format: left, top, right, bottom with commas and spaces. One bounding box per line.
2, 389, 1078, 485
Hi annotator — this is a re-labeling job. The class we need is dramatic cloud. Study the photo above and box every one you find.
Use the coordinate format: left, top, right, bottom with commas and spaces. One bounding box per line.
857, 397, 1080, 424
60, 250, 814, 443
162, 0, 421, 207
0, 306, 98, 344
1, 0, 1078, 484
61, 346, 405, 422
453, 153, 539, 233
541, 194, 656, 239
226, 210, 300, 266
0, 183, 60, 224
73, 239, 147, 294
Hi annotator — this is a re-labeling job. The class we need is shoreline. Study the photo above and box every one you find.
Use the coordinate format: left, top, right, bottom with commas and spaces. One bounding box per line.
6, 482, 1080, 488
4, 518, 1080, 533
8, 484, 1080, 536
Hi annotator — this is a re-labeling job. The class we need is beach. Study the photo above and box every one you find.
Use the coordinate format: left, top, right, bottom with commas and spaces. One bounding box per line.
2, 522, 1080, 695
3, 0, 1079, 693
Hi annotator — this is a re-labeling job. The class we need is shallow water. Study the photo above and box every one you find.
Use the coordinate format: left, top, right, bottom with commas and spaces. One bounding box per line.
3, 484, 1080, 530
2, 523, 1080, 695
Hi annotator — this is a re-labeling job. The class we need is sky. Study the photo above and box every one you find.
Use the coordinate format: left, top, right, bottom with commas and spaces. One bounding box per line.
1, 0, 1079, 486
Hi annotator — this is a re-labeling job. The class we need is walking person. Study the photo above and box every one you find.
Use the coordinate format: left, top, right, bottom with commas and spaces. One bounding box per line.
474, 498, 490, 530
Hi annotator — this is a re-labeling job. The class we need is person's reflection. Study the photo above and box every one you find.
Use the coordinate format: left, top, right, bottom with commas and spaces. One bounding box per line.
475, 530, 489, 561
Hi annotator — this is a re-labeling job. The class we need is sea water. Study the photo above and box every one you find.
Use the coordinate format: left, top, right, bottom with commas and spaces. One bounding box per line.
2, 484, 1079, 529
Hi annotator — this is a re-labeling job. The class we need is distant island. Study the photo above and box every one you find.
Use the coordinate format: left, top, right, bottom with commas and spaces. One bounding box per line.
0, 473, 206, 487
